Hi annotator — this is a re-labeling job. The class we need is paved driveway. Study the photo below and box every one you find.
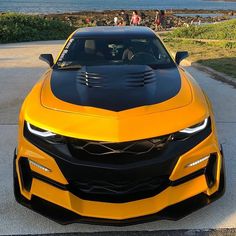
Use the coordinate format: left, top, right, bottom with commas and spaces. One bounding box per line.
0, 41, 235, 235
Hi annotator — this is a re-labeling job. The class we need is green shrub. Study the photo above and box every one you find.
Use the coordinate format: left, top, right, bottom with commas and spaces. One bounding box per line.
170, 19, 236, 40
0, 13, 75, 43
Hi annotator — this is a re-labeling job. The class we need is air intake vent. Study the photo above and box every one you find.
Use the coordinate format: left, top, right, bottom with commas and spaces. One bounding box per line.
126, 69, 156, 87
69, 175, 170, 202
76, 71, 105, 88
18, 157, 32, 192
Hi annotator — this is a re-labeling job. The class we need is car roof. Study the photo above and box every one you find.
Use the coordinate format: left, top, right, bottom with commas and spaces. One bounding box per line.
72, 26, 157, 38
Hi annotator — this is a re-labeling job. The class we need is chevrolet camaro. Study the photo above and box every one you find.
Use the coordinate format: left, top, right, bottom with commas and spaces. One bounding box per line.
14, 26, 225, 225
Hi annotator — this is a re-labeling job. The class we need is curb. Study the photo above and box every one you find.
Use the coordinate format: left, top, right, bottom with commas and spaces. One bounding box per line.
180, 59, 236, 88
191, 62, 236, 88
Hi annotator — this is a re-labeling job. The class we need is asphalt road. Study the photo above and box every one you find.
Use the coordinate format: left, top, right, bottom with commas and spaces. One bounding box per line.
0, 41, 235, 235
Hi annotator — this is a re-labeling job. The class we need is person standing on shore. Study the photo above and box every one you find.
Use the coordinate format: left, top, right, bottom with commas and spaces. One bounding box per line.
120, 10, 130, 26
155, 10, 161, 31
130, 11, 141, 26
160, 10, 166, 29
114, 14, 119, 26
154, 9, 165, 31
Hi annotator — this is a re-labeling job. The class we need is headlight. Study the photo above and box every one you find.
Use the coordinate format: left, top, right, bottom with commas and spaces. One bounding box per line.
26, 122, 56, 137
174, 118, 210, 140
25, 121, 64, 143
180, 118, 208, 134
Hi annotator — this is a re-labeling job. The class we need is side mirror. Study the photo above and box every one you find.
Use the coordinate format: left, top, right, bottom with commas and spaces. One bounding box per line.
175, 51, 189, 65
39, 54, 54, 67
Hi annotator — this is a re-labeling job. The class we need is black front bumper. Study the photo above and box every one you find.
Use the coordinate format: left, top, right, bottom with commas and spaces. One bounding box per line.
13, 149, 225, 226
23, 120, 212, 203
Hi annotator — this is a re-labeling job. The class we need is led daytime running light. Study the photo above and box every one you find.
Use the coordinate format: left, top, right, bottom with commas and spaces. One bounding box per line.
180, 118, 208, 134
185, 155, 210, 168
26, 122, 56, 137
29, 160, 51, 172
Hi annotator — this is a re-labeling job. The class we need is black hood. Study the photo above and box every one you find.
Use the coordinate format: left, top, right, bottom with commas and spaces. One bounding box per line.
50, 65, 181, 112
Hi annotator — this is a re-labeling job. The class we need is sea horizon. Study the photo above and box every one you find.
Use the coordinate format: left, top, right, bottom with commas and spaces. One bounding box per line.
1, 0, 236, 14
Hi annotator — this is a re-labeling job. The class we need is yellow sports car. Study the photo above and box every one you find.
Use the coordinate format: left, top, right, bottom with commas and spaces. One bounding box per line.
14, 26, 225, 225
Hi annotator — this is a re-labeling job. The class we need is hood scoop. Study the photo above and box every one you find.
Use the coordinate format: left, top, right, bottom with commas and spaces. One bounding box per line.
49, 65, 182, 111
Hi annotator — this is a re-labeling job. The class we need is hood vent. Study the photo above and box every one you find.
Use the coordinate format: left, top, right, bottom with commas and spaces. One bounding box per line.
77, 71, 106, 88
76, 68, 156, 88
126, 69, 156, 87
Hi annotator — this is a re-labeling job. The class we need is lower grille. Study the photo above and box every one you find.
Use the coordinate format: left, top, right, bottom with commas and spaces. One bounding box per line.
68, 176, 170, 202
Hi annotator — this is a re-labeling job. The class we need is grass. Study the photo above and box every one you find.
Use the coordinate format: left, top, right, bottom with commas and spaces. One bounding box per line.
164, 38, 236, 78
164, 19, 236, 79
169, 18, 236, 40
0, 13, 75, 43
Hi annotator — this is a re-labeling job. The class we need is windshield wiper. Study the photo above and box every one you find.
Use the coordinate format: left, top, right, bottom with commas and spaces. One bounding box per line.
56, 61, 83, 70
57, 64, 83, 70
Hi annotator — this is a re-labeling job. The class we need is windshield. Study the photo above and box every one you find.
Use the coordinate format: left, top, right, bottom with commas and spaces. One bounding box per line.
56, 36, 175, 69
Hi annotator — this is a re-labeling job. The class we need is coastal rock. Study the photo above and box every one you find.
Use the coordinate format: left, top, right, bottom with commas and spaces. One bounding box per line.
44, 9, 236, 30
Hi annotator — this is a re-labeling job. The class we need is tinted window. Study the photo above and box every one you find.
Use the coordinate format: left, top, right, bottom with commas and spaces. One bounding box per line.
56, 36, 174, 69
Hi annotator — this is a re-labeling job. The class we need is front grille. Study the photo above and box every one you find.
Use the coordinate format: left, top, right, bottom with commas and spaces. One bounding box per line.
23, 119, 212, 202
67, 135, 172, 157
62, 135, 172, 202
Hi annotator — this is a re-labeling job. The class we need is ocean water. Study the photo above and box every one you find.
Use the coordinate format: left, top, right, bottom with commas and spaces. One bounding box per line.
174, 13, 224, 17
0, 0, 236, 13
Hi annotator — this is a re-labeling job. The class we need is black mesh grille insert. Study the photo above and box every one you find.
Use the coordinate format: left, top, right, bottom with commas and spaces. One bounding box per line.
67, 135, 172, 157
